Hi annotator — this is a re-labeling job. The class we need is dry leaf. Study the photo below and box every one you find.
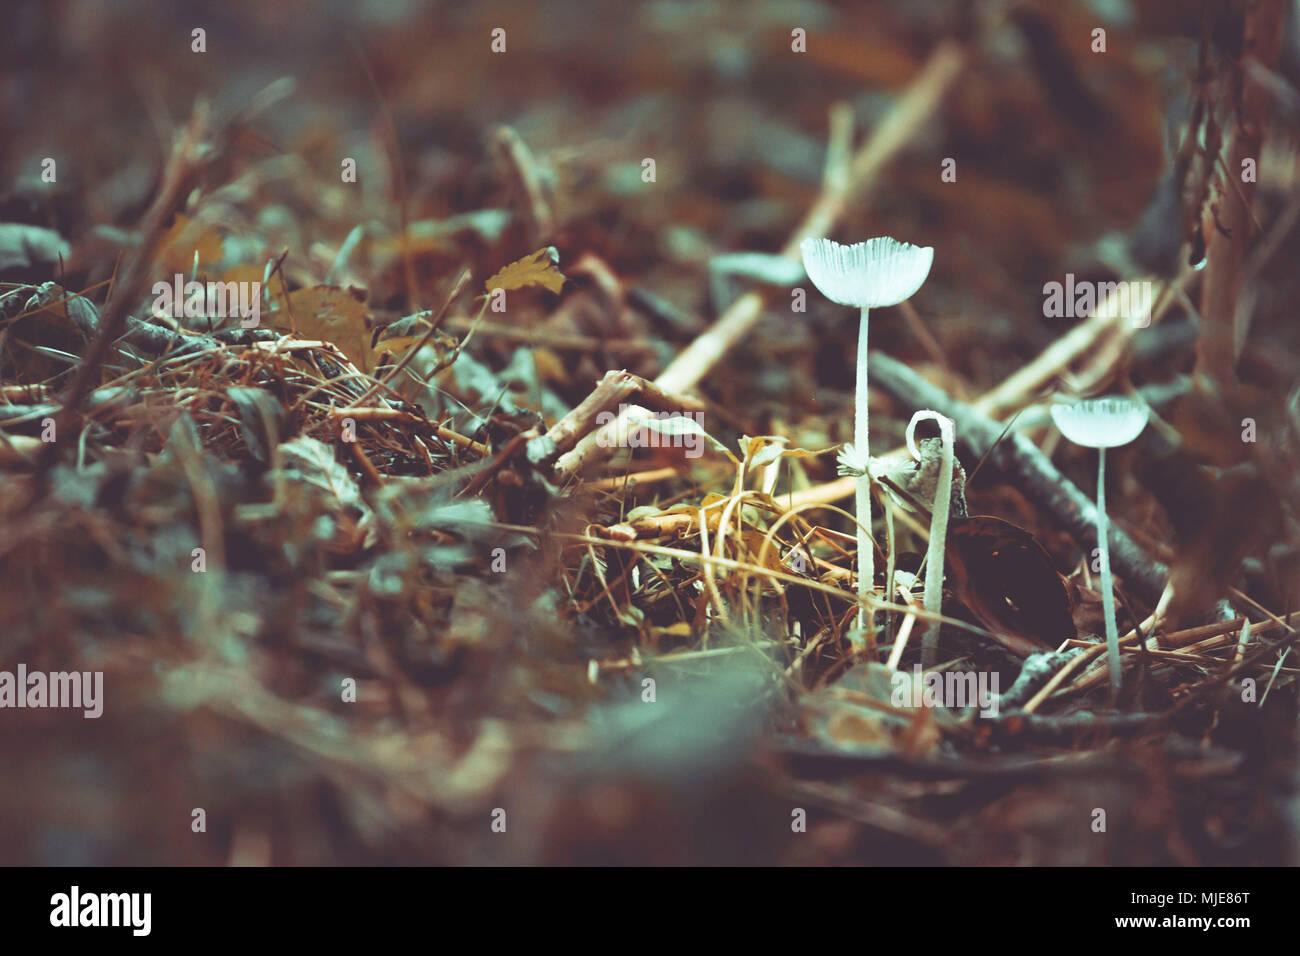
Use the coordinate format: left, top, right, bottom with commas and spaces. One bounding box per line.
0, 282, 95, 384
484, 246, 565, 295
276, 435, 367, 515
275, 285, 374, 372
532, 346, 566, 384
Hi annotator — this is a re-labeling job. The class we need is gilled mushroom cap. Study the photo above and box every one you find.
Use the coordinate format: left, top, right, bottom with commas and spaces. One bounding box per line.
1049, 396, 1149, 449
800, 237, 934, 309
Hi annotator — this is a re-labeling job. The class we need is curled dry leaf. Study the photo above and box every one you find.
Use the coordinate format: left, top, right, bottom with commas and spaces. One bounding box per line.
946, 515, 1077, 654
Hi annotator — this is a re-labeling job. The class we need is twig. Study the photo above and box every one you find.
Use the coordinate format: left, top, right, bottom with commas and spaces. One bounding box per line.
541, 369, 707, 476
1034, 611, 1300, 706
588, 466, 682, 492
328, 407, 491, 458
782, 780, 949, 847
973, 267, 1193, 420
774, 734, 1133, 780
38, 105, 210, 478
663, 42, 966, 395
441, 316, 655, 356
351, 268, 471, 409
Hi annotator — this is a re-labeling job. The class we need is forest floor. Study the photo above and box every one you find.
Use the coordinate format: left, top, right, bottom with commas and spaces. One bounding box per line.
0, 0, 1298, 865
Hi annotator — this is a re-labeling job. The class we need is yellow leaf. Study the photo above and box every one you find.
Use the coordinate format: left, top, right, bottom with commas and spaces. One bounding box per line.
651, 621, 694, 641
372, 334, 423, 358
741, 531, 789, 574
274, 286, 374, 372
371, 326, 460, 372
484, 246, 565, 295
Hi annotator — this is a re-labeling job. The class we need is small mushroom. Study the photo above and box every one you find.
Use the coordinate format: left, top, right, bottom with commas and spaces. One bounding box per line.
905, 410, 956, 668
1049, 396, 1150, 702
803, 236, 934, 640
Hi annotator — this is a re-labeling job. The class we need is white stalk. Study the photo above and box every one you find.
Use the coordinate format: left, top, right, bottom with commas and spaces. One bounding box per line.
799, 236, 935, 648
908, 411, 955, 669
1096, 447, 1121, 701
854, 307, 873, 640
1049, 395, 1148, 705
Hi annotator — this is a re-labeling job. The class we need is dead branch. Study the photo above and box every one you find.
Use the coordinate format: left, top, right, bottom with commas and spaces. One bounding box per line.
1198, 0, 1286, 390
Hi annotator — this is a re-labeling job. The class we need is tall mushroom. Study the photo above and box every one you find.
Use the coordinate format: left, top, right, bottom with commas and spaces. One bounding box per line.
802, 237, 934, 641
1049, 396, 1150, 702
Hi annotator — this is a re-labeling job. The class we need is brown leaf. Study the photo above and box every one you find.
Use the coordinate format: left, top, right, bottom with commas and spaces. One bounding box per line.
484, 246, 565, 295
946, 515, 1078, 653
275, 285, 374, 372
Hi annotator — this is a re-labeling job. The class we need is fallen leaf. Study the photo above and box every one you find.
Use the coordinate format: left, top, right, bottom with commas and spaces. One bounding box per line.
276, 435, 367, 515
946, 515, 1077, 653
0, 282, 95, 383
484, 246, 565, 295
274, 285, 374, 372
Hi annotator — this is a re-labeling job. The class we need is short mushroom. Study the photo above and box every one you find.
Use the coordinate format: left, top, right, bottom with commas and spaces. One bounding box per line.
1049, 395, 1149, 702
905, 410, 956, 668
803, 236, 934, 641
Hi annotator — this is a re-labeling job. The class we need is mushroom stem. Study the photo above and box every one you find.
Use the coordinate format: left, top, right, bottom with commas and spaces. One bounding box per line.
916, 412, 955, 669
854, 307, 873, 642
1096, 446, 1121, 701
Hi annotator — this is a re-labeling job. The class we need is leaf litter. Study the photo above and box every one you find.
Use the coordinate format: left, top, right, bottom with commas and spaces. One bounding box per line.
0, 1, 1298, 865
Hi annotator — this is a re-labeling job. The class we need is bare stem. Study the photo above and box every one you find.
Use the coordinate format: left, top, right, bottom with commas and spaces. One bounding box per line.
855, 308, 874, 643
1097, 446, 1121, 702
920, 414, 954, 669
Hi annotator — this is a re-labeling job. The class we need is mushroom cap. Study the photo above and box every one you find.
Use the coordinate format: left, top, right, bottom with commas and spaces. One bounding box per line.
800, 236, 934, 309
1049, 396, 1149, 449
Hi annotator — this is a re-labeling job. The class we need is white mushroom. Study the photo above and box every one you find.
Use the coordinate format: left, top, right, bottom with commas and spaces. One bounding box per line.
1049, 395, 1150, 702
906, 410, 956, 668
802, 236, 934, 642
